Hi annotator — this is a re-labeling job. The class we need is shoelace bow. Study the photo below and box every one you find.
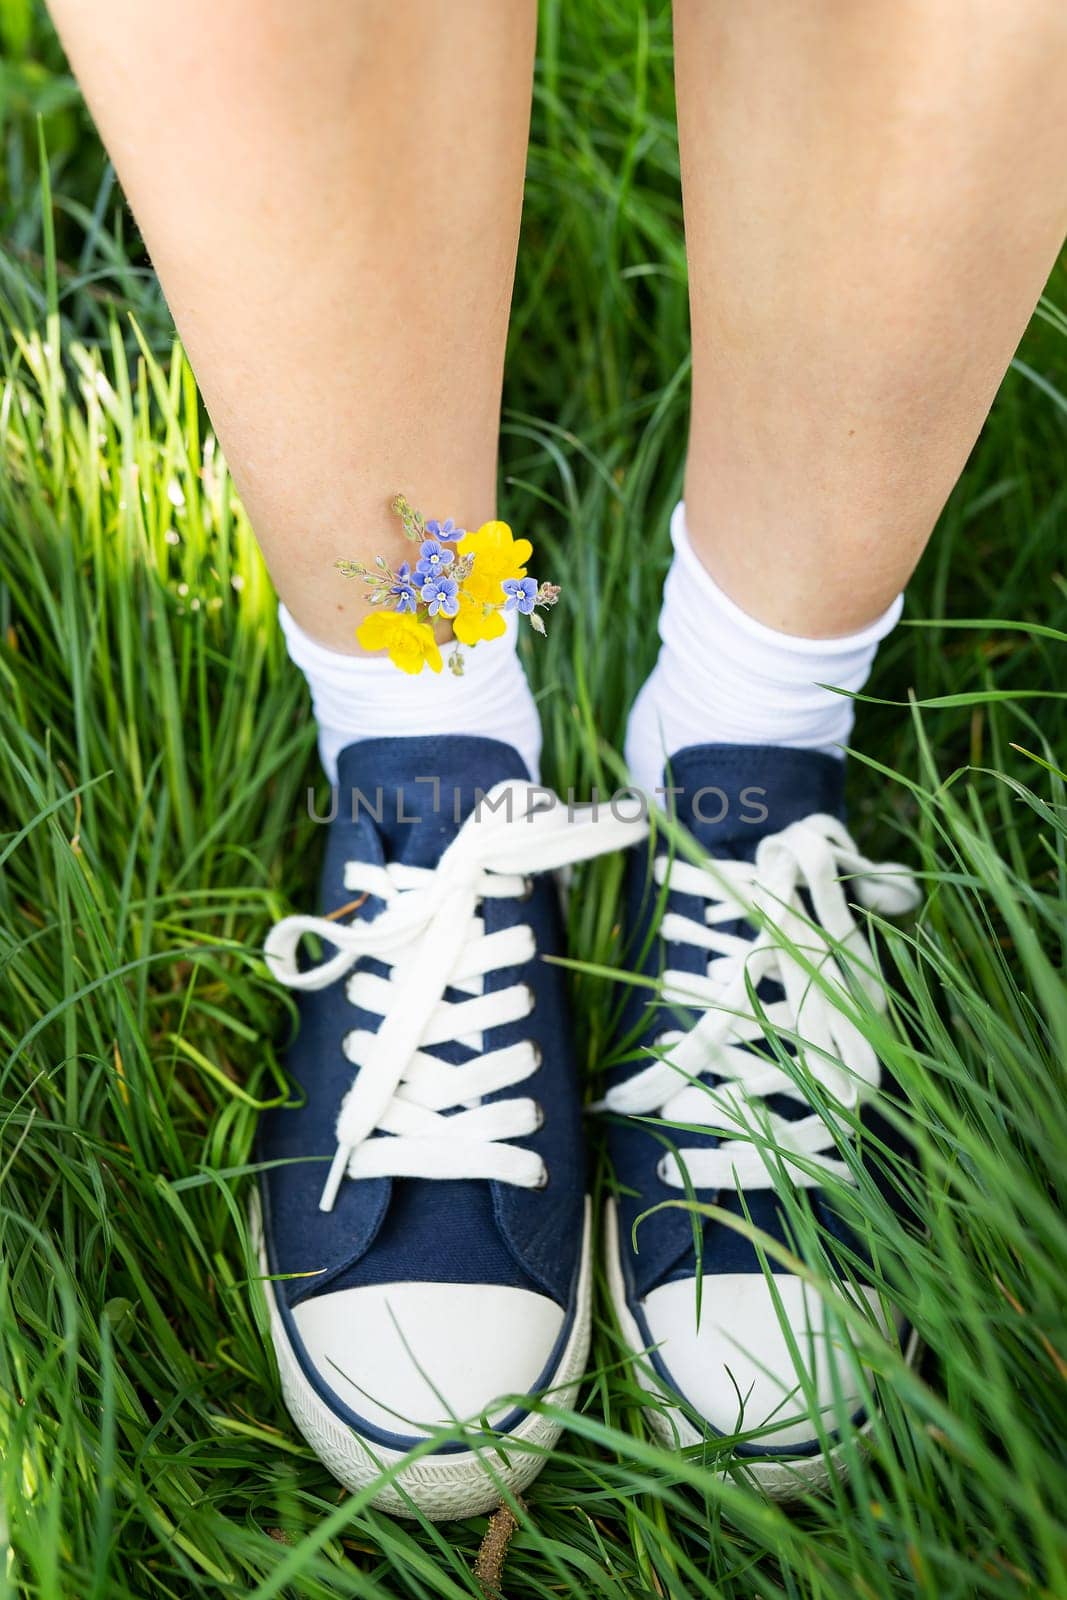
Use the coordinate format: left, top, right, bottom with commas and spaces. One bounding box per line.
264, 782, 648, 1211
600, 813, 920, 1192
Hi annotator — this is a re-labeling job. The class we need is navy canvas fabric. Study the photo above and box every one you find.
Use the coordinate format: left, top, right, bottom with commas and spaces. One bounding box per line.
258, 735, 586, 1317
606, 742, 912, 1303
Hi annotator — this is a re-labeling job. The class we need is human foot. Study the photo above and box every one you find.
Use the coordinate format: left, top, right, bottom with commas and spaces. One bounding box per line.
601, 743, 920, 1496
257, 735, 634, 1518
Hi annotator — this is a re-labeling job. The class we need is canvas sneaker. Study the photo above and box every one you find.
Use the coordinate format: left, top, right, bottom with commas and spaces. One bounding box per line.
257, 734, 638, 1518
601, 743, 920, 1496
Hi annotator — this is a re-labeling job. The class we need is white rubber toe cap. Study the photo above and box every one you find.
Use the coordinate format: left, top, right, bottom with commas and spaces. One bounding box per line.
642, 1272, 891, 1447
292, 1281, 565, 1438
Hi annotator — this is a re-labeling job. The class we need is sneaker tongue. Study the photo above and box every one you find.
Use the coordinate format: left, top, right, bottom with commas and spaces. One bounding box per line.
663, 742, 846, 861
335, 735, 533, 869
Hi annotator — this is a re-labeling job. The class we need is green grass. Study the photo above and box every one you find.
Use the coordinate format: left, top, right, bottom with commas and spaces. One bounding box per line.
2, 1, 1067, 1595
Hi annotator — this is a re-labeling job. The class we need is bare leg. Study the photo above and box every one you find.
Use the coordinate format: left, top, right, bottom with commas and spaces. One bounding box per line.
48, 0, 536, 650
674, 0, 1067, 636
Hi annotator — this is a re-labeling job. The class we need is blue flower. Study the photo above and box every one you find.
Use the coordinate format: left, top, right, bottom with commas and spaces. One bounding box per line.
502, 576, 538, 615
425, 518, 464, 543
421, 574, 459, 619
415, 539, 455, 580
389, 561, 419, 613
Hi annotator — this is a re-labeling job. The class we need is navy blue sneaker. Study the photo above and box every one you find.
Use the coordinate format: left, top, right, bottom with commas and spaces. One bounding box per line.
257, 735, 636, 1518
601, 744, 920, 1495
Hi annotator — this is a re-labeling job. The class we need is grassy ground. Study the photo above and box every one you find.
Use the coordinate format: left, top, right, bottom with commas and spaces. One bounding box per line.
2, 2, 1067, 1596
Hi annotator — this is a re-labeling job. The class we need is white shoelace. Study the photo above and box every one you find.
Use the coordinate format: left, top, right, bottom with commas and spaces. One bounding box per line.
264, 783, 648, 1212
600, 814, 920, 1193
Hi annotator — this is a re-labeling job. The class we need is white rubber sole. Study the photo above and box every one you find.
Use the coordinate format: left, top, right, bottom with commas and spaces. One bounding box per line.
603, 1199, 919, 1500
253, 1195, 593, 1519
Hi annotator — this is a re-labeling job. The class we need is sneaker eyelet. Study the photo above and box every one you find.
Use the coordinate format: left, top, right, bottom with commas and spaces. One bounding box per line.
518, 876, 534, 902
531, 1100, 545, 1131
534, 1165, 550, 1190
523, 983, 536, 1014
529, 1041, 543, 1071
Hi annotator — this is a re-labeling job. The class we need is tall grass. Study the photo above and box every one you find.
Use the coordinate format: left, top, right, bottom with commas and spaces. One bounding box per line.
2, 1, 1066, 1596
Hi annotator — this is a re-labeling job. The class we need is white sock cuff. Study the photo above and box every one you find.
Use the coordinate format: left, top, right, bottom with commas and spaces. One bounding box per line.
624, 503, 903, 793
278, 603, 542, 784
279, 602, 523, 711
669, 501, 904, 658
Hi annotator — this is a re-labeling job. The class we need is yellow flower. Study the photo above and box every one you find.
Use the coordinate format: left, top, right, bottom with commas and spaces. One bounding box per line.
356, 610, 442, 675
457, 520, 533, 609
453, 592, 507, 646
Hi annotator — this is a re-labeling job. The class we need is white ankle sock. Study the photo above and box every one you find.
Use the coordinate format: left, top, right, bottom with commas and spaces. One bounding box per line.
625, 502, 903, 796
279, 605, 542, 784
